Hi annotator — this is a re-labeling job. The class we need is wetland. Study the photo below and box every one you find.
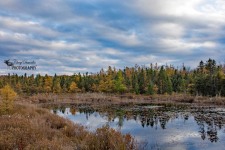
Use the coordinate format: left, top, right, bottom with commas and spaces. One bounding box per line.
53, 103, 225, 150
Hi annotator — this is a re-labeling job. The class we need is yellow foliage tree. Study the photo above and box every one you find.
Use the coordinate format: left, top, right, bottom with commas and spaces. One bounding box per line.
99, 75, 115, 93
0, 85, 17, 114
52, 78, 62, 93
43, 75, 52, 93
91, 83, 99, 92
69, 82, 80, 93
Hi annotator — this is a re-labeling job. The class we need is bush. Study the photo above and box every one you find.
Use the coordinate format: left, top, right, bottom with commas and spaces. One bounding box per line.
87, 125, 137, 150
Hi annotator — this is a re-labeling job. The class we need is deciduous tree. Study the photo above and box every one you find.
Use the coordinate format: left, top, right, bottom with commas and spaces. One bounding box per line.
0, 85, 17, 114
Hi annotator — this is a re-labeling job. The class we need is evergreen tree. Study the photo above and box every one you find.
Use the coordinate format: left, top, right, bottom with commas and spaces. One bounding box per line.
147, 81, 154, 95
158, 66, 167, 94
166, 76, 173, 95
138, 68, 147, 94
52, 75, 62, 93
115, 70, 126, 93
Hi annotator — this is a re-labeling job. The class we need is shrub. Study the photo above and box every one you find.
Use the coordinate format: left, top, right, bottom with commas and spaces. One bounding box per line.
87, 125, 137, 150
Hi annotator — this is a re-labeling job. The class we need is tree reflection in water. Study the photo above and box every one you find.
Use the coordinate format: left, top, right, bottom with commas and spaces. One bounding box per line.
193, 109, 225, 142
54, 104, 225, 143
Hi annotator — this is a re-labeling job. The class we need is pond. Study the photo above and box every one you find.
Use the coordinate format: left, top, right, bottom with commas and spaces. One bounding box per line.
52, 104, 225, 150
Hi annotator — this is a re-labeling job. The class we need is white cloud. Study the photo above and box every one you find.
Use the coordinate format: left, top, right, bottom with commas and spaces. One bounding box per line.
151, 23, 184, 38
0, 16, 59, 38
159, 39, 217, 51
104, 48, 128, 56
101, 29, 141, 46
130, 0, 203, 17
124, 54, 177, 67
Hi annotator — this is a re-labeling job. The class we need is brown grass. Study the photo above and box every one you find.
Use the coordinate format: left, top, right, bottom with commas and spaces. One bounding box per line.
194, 96, 225, 105
0, 103, 137, 150
17, 92, 225, 109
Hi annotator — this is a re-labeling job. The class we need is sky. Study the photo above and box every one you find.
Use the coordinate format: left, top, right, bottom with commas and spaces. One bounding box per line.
0, 0, 225, 75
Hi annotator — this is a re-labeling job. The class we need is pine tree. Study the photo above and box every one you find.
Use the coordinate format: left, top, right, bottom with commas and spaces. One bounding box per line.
166, 76, 173, 95
134, 82, 140, 94
132, 73, 139, 94
147, 81, 154, 95
52, 78, 62, 93
115, 70, 126, 93
158, 66, 166, 94
138, 68, 147, 94
158, 66, 173, 94
124, 67, 132, 92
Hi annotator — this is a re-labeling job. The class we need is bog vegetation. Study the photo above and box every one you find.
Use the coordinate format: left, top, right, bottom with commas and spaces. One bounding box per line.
0, 59, 225, 97
0, 103, 137, 149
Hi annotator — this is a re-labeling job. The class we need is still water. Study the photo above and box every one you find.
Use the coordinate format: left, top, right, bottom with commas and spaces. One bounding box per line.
53, 104, 225, 150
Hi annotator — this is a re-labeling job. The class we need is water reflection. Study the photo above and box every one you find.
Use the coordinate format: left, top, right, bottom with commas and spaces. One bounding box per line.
194, 110, 225, 142
53, 105, 225, 150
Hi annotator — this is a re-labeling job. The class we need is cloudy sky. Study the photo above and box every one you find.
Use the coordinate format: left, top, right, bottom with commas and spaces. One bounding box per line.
0, 0, 225, 75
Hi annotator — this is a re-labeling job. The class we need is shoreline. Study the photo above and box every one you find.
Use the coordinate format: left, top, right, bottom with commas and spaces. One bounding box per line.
18, 93, 225, 107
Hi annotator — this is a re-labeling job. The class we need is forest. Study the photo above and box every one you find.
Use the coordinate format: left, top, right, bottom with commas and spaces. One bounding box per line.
1, 58, 225, 97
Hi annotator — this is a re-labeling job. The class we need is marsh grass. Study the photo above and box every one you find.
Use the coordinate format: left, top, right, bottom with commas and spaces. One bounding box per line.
0, 103, 137, 150
20, 93, 225, 109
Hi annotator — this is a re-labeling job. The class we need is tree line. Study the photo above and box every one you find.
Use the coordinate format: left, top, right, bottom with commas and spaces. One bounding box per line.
0, 59, 225, 97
